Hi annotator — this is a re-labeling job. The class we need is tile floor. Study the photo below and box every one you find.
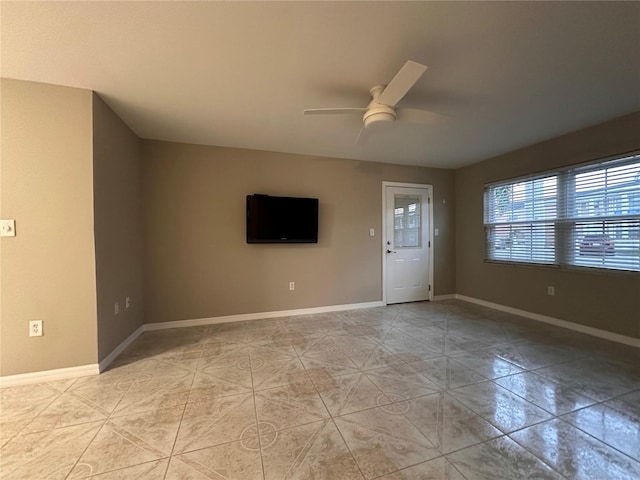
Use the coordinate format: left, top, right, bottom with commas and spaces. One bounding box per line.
1, 300, 639, 479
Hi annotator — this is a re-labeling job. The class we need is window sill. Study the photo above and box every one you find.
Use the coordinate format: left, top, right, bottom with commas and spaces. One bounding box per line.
483, 259, 559, 270
483, 259, 640, 277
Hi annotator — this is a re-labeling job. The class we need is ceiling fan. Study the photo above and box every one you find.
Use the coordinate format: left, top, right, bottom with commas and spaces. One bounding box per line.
304, 60, 448, 143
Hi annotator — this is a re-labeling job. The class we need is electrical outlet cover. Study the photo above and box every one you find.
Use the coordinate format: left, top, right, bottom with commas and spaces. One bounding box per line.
29, 320, 43, 337
1, 219, 16, 237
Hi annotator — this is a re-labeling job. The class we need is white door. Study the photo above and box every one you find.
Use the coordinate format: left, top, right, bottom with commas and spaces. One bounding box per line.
384, 184, 432, 304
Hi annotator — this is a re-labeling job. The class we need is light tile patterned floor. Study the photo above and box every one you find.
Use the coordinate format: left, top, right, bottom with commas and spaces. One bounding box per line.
1, 300, 639, 479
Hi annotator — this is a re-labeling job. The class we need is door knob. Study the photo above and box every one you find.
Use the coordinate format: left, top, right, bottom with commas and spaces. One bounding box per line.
386, 249, 396, 254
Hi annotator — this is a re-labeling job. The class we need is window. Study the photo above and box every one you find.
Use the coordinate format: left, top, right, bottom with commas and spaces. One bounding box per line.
484, 152, 640, 272
394, 195, 421, 248
484, 175, 557, 264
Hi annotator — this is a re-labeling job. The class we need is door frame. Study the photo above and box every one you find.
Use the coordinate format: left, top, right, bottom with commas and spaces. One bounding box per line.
382, 181, 434, 305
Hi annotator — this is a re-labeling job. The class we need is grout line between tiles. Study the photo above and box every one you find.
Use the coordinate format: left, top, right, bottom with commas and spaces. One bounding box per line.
62, 418, 110, 480
4, 301, 637, 480
329, 416, 367, 479
249, 345, 267, 480
552, 407, 640, 464
505, 426, 574, 480
8, 391, 62, 440
160, 369, 196, 480
298, 325, 367, 479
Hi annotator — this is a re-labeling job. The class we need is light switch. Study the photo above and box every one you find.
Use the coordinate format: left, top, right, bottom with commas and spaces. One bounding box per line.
369, 228, 375, 237
1, 219, 16, 237
434, 228, 439, 236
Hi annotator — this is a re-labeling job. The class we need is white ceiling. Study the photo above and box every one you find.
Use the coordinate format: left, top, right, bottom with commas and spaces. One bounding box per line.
2, 1, 639, 169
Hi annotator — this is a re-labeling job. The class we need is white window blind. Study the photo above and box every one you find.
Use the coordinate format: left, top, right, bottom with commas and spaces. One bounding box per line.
563, 156, 640, 272
484, 175, 558, 264
484, 152, 640, 273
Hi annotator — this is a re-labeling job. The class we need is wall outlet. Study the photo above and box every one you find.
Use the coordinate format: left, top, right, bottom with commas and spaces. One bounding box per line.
115, 302, 120, 315
547, 286, 555, 296
29, 320, 43, 337
289, 281, 295, 291
1, 219, 16, 237
126, 297, 131, 309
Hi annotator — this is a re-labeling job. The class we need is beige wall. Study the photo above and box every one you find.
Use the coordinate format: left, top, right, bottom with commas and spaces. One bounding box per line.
456, 112, 640, 339
4, 78, 634, 378
92, 94, 144, 361
0, 79, 98, 375
142, 141, 456, 323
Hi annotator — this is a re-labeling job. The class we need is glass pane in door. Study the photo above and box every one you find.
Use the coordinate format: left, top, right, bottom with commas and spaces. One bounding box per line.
394, 195, 421, 248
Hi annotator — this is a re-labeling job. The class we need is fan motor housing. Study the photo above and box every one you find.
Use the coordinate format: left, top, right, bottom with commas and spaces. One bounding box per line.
363, 105, 396, 130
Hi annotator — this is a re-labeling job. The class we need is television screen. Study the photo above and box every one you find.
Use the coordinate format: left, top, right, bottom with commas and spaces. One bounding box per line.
246, 194, 319, 244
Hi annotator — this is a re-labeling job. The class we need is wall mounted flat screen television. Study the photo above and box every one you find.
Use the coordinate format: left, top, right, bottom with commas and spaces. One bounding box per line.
246, 194, 319, 244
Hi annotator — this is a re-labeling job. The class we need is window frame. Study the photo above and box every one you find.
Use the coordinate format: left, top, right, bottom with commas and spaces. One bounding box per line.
483, 151, 640, 274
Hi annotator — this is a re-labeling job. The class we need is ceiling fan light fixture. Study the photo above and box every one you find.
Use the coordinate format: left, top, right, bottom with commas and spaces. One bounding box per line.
363, 105, 396, 130
303, 60, 439, 139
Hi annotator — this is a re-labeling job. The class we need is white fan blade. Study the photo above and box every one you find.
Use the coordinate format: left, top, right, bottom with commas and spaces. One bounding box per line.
304, 108, 366, 115
378, 61, 427, 107
354, 126, 369, 146
396, 107, 452, 125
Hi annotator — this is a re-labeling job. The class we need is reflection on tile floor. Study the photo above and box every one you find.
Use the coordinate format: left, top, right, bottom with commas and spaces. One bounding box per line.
1, 300, 639, 479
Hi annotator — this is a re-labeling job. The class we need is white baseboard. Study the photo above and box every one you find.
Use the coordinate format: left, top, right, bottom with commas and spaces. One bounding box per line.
98, 324, 145, 372
455, 294, 640, 349
0, 302, 384, 387
6, 295, 634, 388
0, 364, 100, 388
1, 325, 144, 387
145, 301, 386, 331
433, 294, 457, 301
